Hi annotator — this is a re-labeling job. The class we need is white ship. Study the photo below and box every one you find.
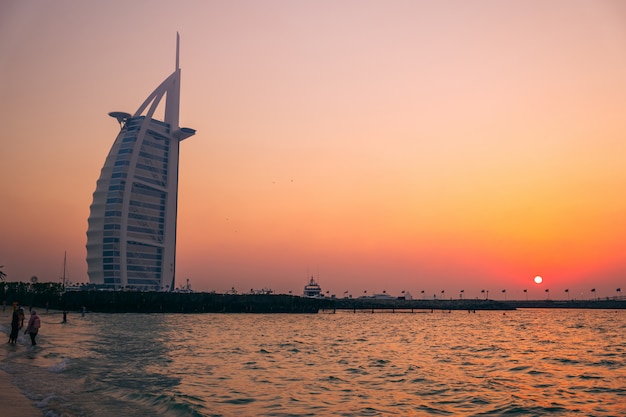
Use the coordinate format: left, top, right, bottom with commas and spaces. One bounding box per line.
303, 276, 323, 298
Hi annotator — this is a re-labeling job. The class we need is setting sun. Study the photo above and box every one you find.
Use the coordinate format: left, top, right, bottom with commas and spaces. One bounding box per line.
534, 276, 543, 284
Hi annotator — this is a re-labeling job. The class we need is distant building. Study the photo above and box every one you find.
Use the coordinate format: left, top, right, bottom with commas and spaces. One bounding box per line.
86, 34, 195, 291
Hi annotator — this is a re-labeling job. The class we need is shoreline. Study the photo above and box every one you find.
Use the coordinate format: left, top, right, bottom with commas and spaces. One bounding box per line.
1, 308, 42, 417
0, 369, 41, 417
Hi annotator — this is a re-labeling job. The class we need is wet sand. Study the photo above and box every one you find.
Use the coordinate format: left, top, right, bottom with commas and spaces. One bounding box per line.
0, 369, 41, 416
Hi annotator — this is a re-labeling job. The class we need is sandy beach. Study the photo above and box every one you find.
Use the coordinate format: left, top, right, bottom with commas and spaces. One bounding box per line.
0, 369, 41, 417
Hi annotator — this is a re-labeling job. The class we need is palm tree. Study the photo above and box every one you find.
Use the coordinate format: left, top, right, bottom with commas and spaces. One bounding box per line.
0, 265, 6, 282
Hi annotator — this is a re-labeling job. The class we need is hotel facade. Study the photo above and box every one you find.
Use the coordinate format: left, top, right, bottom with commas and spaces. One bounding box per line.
86, 35, 195, 290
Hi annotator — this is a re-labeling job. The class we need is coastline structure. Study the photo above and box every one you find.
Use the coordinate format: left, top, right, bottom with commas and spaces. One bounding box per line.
86, 34, 195, 291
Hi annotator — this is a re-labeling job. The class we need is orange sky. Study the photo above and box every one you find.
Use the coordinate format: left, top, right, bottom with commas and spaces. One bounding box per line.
1, 0, 626, 299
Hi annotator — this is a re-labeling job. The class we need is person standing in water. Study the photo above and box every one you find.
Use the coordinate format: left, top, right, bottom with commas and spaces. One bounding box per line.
17, 306, 25, 330
24, 309, 41, 346
8, 304, 20, 344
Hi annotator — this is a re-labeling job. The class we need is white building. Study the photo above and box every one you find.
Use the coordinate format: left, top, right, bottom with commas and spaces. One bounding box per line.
86, 34, 195, 291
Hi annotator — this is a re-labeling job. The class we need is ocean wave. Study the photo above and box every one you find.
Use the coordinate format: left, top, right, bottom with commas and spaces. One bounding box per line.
48, 358, 71, 373
3, 310, 625, 416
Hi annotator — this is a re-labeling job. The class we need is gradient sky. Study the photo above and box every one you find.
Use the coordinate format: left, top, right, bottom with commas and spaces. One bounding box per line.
2, 0, 626, 300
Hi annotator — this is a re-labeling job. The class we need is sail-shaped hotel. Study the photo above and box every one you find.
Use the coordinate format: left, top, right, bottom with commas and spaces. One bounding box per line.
86, 35, 195, 291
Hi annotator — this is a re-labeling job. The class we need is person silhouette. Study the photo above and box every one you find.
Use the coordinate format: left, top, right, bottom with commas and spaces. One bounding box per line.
8, 304, 21, 344
24, 310, 41, 346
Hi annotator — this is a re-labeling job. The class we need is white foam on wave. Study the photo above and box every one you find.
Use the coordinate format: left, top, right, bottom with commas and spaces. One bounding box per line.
48, 358, 71, 373
37, 394, 56, 407
40, 398, 62, 417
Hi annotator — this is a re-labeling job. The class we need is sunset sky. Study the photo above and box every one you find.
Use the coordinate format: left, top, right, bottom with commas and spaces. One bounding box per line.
2, 0, 626, 300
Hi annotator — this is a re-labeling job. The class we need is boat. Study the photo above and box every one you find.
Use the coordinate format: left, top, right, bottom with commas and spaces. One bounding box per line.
303, 276, 323, 298
370, 293, 395, 300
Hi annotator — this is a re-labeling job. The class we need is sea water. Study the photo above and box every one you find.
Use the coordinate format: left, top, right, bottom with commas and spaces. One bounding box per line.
1, 308, 625, 416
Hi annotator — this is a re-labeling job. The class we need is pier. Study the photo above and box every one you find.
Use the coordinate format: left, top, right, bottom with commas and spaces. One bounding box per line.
328, 297, 626, 313
330, 298, 515, 312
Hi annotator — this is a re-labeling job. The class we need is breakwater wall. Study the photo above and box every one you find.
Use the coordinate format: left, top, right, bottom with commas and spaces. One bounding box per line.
1, 285, 332, 313
61, 291, 334, 313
